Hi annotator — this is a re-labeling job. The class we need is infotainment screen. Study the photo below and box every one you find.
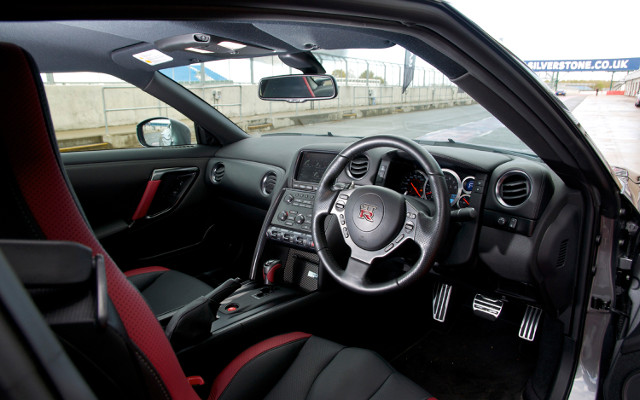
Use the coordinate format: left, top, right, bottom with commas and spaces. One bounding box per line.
295, 151, 337, 183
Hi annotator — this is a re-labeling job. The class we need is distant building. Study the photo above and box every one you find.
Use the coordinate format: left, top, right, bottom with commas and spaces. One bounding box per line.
624, 70, 640, 96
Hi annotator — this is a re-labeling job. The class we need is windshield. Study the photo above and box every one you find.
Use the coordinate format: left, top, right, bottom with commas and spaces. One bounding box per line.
160, 46, 535, 156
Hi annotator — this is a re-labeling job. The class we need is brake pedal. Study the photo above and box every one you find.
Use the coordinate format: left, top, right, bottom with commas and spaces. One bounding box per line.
472, 294, 503, 321
432, 283, 452, 322
519, 305, 542, 341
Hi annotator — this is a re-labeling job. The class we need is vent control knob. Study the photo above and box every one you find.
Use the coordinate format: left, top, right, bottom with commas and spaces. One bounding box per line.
278, 211, 288, 221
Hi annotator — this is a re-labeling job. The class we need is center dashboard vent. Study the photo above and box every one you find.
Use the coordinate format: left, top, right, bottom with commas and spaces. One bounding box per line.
261, 171, 278, 195
211, 162, 225, 183
496, 170, 531, 207
347, 155, 369, 179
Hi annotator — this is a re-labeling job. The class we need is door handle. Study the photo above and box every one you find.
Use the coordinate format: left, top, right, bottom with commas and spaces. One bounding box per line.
131, 167, 198, 221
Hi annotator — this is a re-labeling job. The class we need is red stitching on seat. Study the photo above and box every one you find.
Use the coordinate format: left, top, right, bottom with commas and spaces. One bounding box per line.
124, 266, 170, 278
208, 332, 312, 400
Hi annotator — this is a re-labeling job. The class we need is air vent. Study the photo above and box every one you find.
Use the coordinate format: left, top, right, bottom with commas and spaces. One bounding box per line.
211, 162, 225, 183
555, 239, 569, 269
348, 155, 369, 179
496, 170, 531, 207
261, 171, 278, 195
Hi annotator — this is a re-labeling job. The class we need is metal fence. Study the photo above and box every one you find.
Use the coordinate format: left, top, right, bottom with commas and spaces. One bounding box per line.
45, 52, 466, 138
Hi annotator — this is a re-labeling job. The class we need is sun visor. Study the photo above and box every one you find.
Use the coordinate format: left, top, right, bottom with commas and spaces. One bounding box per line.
253, 22, 395, 51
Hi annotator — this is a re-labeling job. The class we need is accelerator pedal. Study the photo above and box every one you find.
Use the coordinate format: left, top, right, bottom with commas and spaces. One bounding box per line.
432, 282, 452, 322
519, 305, 542, 341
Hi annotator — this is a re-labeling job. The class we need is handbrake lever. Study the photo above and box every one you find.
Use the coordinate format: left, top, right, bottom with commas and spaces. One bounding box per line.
165, 277, 242, 350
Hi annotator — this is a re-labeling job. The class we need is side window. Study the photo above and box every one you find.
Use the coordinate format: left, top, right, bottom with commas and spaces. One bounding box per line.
42, 72, 196, 153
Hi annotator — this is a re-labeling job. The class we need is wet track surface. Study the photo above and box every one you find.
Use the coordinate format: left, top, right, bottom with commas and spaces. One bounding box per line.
269, 93, 640, 174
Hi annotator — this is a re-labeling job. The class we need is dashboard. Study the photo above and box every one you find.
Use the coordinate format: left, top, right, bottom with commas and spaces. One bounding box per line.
208, 135, 583, 313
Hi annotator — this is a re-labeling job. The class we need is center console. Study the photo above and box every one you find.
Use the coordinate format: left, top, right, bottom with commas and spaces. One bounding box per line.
175, 150, 337, 364
249, 150, 339, 293
265, 151, 336, 252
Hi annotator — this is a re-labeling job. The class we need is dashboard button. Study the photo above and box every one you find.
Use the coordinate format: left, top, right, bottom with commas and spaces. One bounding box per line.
497, 216, 506, 226
509, 218, 518, 229
278, 211, 288, 221
342, 227, 349, 238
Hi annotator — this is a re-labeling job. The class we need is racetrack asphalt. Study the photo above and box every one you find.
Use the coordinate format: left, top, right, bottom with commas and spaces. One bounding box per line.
569, 94, 640, 176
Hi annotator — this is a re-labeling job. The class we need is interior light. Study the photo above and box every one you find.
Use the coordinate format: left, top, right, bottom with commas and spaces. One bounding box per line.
186, 47, 215, 54
217, 41, 247, 51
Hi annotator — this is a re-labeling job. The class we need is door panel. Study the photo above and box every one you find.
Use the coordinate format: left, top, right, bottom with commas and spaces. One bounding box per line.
62, 147, 256, 284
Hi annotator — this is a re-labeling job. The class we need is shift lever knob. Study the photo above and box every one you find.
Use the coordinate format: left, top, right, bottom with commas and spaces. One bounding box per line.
263, 259, 282, 285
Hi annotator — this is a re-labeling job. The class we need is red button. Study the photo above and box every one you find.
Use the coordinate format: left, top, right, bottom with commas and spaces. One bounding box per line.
226, 304, 238, 312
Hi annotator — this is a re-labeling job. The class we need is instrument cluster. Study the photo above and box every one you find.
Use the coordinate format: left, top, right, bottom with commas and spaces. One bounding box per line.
399, 168, 476, 209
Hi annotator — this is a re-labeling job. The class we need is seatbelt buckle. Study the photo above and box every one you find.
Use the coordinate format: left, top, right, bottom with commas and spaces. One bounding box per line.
187, 376, 205, 386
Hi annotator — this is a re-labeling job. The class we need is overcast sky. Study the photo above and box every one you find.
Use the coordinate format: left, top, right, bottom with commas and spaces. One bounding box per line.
353, 1, 640, 81
447, 0, 638, 61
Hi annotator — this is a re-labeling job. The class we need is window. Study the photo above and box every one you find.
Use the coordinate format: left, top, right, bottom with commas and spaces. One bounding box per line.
43, 72, 195, 152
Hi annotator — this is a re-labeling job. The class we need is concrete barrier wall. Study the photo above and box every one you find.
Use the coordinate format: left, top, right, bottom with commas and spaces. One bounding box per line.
45, 85, 189, 131
45, 82, 474, 150
45, 83, 470, 132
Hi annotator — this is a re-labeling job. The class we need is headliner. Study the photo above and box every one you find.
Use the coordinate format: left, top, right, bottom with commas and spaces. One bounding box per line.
0, 20, 395, 74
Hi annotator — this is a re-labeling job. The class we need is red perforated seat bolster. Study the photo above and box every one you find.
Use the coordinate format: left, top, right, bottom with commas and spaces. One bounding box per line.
0, 43, 199, 400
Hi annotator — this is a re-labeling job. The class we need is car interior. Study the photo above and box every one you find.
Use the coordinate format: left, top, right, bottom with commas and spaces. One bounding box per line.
1, 2, 638, 400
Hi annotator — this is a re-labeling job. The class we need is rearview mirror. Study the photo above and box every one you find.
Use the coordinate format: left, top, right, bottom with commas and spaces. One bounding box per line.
258, 74, 338, 103
136, 118, 192, 147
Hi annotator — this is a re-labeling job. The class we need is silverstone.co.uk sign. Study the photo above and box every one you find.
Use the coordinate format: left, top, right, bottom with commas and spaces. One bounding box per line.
526, 58, 640, 72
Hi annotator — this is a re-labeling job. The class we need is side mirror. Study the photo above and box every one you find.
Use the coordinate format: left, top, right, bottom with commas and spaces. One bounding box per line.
258, 74, 338, 103
136, 118, 192, 147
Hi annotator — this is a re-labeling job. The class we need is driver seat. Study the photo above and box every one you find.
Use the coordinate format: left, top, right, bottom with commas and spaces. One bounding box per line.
0, 42, 436, 400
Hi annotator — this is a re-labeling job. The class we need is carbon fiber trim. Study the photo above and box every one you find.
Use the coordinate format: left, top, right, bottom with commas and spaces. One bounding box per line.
284, 249, 319, 292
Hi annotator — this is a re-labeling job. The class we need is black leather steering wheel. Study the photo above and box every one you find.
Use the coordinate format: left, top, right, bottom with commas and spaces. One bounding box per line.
311, 136, 449, 294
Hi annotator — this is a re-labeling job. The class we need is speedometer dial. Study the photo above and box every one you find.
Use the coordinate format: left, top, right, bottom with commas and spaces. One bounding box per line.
442, 169, 462, 206
401, 170, 427, 198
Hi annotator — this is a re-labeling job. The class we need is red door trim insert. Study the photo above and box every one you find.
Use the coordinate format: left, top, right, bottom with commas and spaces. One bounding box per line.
132, 179, 161, 221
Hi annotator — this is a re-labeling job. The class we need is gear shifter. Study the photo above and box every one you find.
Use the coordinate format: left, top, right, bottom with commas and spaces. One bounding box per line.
263, 259, 283, 285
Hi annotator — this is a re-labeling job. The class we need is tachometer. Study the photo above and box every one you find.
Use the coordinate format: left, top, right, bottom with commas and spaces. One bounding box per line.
401, 170, 428, 198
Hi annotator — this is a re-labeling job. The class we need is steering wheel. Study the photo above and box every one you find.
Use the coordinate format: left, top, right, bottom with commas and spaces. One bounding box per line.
311, 136, 449, 294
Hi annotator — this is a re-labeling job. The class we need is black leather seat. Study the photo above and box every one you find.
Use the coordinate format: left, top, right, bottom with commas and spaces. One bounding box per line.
210, 332, 432, 400
0, 41, 436, 400
125, 266, 214, 320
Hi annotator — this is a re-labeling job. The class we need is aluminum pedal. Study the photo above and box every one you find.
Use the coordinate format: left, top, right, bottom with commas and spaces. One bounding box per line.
519, 305, 542, 341
432, 283, 452, 322
472, 294, 503, 321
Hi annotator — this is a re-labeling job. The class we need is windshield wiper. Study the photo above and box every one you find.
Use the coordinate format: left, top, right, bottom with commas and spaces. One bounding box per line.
261, 131, 361, 139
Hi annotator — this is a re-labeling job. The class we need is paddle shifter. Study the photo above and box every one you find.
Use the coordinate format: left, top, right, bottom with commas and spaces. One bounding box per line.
165, 277, 242, 350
